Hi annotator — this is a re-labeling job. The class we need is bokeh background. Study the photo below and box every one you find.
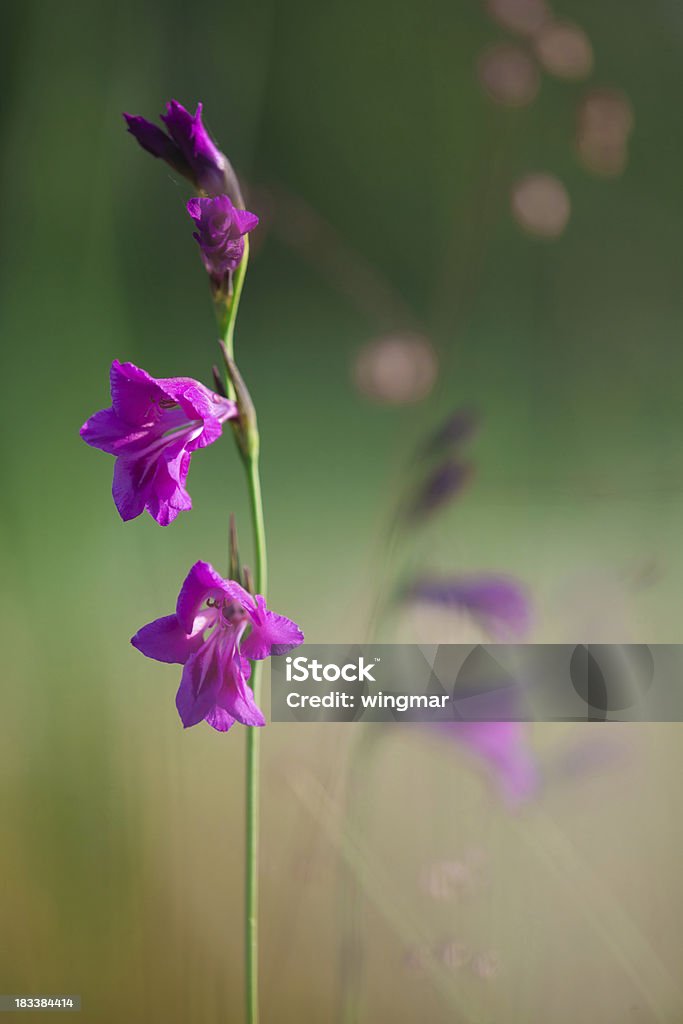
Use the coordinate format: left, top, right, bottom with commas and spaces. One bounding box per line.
2, 0, 683, 1020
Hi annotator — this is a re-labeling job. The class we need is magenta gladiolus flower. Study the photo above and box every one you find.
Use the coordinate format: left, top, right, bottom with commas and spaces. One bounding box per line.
80, 360, 238, 526
187, 195, 259, 283
131, 561, 304, 732
123, 99, 242, 200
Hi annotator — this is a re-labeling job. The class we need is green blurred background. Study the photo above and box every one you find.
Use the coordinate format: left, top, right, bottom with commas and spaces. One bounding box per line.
2, 0, 683, 1020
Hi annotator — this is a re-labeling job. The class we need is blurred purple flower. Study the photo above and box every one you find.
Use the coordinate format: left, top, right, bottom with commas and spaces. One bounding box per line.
411, 579, 536, 803
131, 561, 304, 732
187, 195, 259, 283
410, 460, 474, 519
437, 721, 538, 806
404, 575, 531, 640
80, 360, 237, 526
123, 99, 242, 201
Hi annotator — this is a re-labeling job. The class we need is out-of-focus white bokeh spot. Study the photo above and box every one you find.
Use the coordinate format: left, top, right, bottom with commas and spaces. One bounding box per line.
477, 43, 541, 107
576, 88, 634, 178
534, 20, 594, 79
578, 88, 634, 140
486, 0, 551, 36
353, 332, 438, 404
510, 173, 571, 238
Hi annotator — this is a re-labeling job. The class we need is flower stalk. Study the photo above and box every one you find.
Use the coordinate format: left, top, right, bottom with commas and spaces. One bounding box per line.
217, 235, 251, 401
243, 453, 267, 1024
216, 238, 268, 1024
87, 100, 306, 1024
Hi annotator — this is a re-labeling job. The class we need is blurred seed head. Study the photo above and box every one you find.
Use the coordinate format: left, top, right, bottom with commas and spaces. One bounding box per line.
534, 20, 594, 80
511, 173, 571, 238
423, 407, 479, 457
410, 460, 475, 519
353, 332, 438, 405
486, 0, 551, 36
576, 89, 634, 178
477, 43, 541, 108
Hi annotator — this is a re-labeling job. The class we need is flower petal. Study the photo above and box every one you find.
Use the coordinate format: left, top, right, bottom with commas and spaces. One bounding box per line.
216, 651, 265, 727
233, 209, 259, 234
110, 360, 158, 424
162, 100, 223, 171
143, 444, 193, 525
123, 114, 183, 162
242, 596, 304, 660
176, 561, 233, 632
186, 197, 206, 222
224, 684, 265, 727
175, 645, 222, 728
205, 706, 236, 732
112, 457, 147, 522
80, 407, 150, 455
131, 614, 201, 665
156, 375, 237, 446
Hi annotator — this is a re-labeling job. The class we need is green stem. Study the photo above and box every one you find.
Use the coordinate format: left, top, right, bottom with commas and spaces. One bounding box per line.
218, 236, 250, 400
244, 452, 267, 1024
218, 236, 268, 1024
245, 451, 267, 597
244, 696, 261, 1024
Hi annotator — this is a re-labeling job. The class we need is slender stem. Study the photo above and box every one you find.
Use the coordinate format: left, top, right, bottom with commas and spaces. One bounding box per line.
245, 454, 267, 596
244, 452, 267, 1024
218, 236, 251, 400
217, 236, 268, 1024
244, 709, 261, 1024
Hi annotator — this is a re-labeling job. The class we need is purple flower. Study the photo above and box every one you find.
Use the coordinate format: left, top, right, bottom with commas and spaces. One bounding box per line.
404, 575, 532, 640
131, 561, 304, 732
435, 721, 538, 807
123, 100, 242, 201
187, 195, 259, 282
80, 360, 238, 526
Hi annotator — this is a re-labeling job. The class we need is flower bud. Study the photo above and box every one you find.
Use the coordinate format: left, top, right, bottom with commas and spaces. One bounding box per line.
124, 99, 243, 204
